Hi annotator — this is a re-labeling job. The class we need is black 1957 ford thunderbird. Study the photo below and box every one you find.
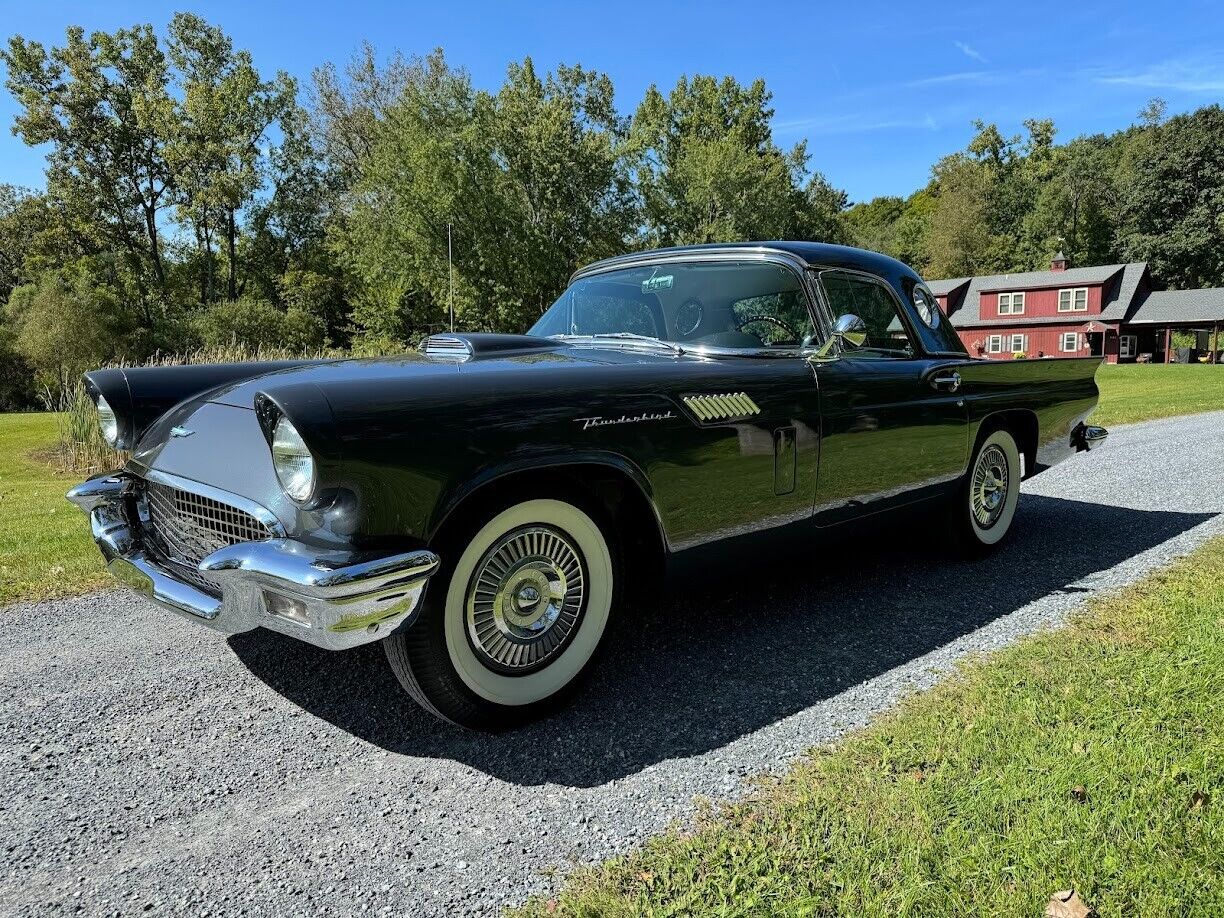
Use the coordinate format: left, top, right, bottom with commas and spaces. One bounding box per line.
68, 242, 1108, 729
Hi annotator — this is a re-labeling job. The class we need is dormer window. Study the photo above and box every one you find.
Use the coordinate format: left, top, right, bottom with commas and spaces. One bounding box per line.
998, 291, 1025, 315
1058, 288, 1088, 312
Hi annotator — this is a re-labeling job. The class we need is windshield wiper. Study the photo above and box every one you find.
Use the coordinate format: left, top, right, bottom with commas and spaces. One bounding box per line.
552, 333, 685, 355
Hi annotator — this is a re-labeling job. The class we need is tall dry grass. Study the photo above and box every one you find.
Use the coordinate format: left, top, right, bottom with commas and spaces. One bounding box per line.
45, 342, 339, 475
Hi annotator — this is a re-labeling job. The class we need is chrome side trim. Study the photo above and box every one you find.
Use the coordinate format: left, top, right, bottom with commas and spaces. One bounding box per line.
681, 392, 762, 423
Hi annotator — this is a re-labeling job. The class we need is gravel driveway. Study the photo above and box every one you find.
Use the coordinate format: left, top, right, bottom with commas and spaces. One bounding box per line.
4, 411, 1222, 917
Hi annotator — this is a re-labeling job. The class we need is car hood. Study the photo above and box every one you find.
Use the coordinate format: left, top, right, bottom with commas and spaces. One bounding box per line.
205, 344, 694, 409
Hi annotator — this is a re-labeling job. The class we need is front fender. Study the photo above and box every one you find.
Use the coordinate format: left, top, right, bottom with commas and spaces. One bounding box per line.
426, 449, 665, 547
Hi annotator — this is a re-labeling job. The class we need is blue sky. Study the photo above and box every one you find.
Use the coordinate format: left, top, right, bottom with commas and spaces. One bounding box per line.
1, 0, 1222, 202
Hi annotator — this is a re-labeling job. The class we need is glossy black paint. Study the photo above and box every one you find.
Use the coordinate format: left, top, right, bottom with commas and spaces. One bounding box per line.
85, 360, 322, 450
93, 243, 1103, 567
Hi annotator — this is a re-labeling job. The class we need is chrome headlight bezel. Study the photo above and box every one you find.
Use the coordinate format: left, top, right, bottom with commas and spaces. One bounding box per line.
96, 394, 120, 446
271, 415, 317, 504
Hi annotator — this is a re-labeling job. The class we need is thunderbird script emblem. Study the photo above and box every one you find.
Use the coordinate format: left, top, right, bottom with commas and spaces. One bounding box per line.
574, 410, 675, 431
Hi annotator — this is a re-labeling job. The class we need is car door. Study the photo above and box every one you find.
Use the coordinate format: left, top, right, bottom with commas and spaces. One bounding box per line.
809, 268, 968, 524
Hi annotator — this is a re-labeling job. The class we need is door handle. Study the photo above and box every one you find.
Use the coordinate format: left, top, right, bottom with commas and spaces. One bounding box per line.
930, 370, 962, 393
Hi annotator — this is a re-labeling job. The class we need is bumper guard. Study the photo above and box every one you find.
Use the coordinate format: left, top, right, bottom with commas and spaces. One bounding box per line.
67, 474, 439, 651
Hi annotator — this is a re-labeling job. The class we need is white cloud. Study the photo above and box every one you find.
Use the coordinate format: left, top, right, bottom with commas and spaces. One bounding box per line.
905, 70, 992, 88
775, 113, 938, 136
954, 41, 988, 64
1094, 58, 1224, 93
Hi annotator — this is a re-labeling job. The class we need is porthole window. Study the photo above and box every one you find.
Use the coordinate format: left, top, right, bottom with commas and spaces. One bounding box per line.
913, 286, 941, 328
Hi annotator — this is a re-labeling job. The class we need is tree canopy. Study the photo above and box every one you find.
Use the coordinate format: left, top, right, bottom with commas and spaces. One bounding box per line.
1, 14, 1222, 406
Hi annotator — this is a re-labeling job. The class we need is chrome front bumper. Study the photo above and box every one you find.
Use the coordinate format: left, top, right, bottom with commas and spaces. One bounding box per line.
67, 474, 440, 651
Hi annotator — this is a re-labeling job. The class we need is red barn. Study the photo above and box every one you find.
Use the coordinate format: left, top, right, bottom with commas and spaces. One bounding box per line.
928, 255, 1224, 363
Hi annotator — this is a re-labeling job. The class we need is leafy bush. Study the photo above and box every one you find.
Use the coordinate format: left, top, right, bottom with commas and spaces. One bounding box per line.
192, 298, 326, 351
3, 267, 140, 390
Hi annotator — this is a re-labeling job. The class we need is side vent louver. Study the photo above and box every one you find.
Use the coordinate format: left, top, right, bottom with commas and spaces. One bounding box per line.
682, 392, 761, 423
421, 335, 474, 361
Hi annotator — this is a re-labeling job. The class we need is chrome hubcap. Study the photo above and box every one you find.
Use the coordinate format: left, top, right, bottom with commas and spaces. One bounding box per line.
465, 525, 586, 673
971, 444, 1010, 528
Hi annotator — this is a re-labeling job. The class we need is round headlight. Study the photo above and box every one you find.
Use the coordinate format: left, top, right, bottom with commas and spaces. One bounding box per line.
96, 395, 119, 446
271, 416, 316, 503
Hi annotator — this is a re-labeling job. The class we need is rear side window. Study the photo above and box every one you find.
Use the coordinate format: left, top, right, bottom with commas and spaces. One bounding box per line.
911, 281, 966, 354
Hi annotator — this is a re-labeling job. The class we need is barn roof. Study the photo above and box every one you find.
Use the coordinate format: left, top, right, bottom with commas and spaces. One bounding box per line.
935, 263, 1149, 328
1128, 288, 1224, 324
971, 264, 1124, 292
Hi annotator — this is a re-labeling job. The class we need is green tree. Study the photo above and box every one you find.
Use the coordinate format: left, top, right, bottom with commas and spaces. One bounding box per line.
1119, 105, 1224, 287
629, 75, 836, 245
337, 51, 633, 341
3, 25, 177, 309
925, 154, 995, 278
3, 264, 141, 387
166, 13, 298, 303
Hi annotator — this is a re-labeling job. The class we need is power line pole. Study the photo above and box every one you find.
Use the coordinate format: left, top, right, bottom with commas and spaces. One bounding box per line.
447, 222, 454, 333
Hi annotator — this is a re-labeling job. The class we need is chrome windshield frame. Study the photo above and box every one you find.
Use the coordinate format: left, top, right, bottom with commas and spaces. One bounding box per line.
550, 248, 832, 355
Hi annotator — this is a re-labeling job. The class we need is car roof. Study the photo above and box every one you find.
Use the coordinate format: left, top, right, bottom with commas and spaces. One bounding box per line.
573, 241, 917, 283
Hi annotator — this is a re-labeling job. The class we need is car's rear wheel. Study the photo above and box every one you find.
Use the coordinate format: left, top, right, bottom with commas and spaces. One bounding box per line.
383, 497, 616, 730
950, 427, 1021, 555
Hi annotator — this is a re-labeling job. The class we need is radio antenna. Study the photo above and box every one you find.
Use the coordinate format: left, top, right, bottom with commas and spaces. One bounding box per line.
447, 222, 455, 332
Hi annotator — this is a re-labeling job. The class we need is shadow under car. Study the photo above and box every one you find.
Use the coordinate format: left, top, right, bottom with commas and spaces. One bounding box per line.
228, 494, 1214, 787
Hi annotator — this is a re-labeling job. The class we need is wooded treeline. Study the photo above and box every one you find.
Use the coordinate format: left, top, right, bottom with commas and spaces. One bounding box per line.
2, 15, 1222, 408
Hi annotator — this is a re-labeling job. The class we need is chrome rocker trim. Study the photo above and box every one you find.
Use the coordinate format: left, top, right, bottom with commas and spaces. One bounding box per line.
66, 474, 440, 651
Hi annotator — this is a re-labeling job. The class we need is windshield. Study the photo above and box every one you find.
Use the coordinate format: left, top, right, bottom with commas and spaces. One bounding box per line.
529, 260, 818, 350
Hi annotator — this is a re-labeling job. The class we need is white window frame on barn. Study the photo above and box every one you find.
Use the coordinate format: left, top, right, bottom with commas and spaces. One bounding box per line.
998, 292, 1025, 315
1010, 334, 1028, 353
1060, 332, 1080, 352
1120, 334, 1137, 358
1058, 288, 1088, 312
986, 334, 1004, 353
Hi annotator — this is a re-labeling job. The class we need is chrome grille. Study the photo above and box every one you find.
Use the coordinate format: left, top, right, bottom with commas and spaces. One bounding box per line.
144, 481, 273, 594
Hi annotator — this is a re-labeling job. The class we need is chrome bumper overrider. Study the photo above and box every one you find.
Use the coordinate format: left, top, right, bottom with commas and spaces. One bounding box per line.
66, 474, 440, 651
1072, 423, 1109, 452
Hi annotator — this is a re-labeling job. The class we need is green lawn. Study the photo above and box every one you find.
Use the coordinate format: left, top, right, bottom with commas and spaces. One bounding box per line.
515, 538, 1224, 917
0, 413, 110, 604
1091, 363, 1224, 428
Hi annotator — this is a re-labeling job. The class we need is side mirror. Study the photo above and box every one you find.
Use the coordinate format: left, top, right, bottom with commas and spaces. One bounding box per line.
832, 313, 868, 349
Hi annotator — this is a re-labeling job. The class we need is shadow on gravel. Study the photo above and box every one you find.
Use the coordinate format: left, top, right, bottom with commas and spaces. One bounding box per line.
229, 495, 1213, 787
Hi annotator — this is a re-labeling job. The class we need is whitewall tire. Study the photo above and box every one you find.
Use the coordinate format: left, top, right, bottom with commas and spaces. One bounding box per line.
954, 428, 1021, 554
384, 497, 616, 729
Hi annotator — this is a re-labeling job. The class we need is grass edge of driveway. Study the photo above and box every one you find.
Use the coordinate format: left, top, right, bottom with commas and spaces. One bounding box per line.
0, 413, 111, 605
512, 536, 1224, 917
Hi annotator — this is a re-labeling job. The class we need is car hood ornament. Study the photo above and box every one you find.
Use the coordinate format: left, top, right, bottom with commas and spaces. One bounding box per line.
169, 426, 195, 438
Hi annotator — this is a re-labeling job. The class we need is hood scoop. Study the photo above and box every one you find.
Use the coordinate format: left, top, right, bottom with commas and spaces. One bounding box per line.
420, 333, 559, 362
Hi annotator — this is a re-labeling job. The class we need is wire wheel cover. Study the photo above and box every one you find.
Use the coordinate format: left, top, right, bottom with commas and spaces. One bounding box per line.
971, 443, 1010, 528
465, 525, 586, 673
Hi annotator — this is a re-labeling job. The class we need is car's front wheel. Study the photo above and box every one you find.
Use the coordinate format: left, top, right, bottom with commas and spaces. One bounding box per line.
383, 497, 616, 730
950, 427, 1021, 555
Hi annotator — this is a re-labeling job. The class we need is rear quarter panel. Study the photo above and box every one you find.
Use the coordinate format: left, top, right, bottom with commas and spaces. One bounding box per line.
954, 356, 1102, 474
